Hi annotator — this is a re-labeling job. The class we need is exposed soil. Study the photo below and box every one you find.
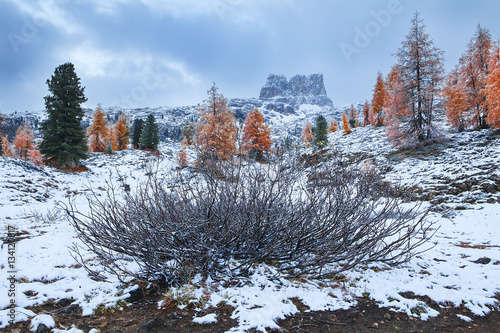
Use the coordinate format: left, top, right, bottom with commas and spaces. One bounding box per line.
3, 293, 499, 333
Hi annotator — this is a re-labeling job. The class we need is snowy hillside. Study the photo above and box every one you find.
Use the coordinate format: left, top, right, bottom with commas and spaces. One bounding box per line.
1, 124, 499, 332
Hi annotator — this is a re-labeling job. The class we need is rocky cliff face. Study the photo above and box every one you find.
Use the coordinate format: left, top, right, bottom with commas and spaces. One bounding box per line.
259, 73, 333, 107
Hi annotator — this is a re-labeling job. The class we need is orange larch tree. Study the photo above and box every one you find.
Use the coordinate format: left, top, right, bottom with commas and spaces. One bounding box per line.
87, 104, 109, 152
1, 135, 15, 157
114, 114, 129, 151
0, 113, 3, 156
460, 25, 492, 129
13, 122, 35, 160
385, 65, 410, 143
486, 42, 500, 128
28, 147, 44, 167
242, 108, 272, 161
386, 13, 444, 146
195, 83, 238, 162
108, 124, 118, 152
342, 112, 352, 135
178, 138, 188, 166
328, 120, 339, 133
301, 120, 314, 145
443, 68, 469, 132
372, 71, 388, 126
348, 104, 358, 124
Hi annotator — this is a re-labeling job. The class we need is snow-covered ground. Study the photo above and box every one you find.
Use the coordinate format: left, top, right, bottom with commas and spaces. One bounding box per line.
1, 125, 499, 332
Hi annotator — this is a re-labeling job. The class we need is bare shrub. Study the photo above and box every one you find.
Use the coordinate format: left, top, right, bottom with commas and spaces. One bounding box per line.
64, 152, 434, 284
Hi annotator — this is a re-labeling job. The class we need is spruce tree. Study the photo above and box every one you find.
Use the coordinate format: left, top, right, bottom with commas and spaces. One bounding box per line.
40, 63, 88, 168
131, 118, 144, 148
140, 114, 159, 150
313, 115, 328, 148
182, 120, 193, 144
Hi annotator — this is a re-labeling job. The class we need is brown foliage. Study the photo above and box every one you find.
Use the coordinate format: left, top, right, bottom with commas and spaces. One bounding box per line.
348, 104, 358, 121
195, 83, 238, 162
385, 66, 410, 143
372, 72, 387, 126
342, 112, 352, 135
28, 148, 44, 167
443, 68, 469, 132
386, 13, 444, 146
13, 122, 35, 160
242, 108, 272, 160
87, 104, 109, 152
178, 139, 188, 166
114, 115, 129, 151
328, 120, 338, 133
486, 43, 500, 128
1, 135, 14, 157
301, 120, 314, 144
461, 25, 492, 129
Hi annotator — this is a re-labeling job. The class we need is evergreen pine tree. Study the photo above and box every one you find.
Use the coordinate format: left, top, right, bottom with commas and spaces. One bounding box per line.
140, 114, 159, 150
131, 118, 144, 149
182, 120, 194, 145
313, 115, 328, 148
362, 101, 370, 127
105, 142, 114, 154
39, 63, 88, 168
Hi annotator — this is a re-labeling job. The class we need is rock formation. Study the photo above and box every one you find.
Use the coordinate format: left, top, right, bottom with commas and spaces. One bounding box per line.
259, 73, 333, 107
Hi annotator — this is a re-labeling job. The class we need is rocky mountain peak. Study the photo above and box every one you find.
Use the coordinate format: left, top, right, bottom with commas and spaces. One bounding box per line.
259, 73, 332, 107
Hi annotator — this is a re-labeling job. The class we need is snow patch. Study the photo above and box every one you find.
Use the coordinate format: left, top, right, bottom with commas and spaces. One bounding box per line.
29, 314, 55, 332
193, 313, 217, 324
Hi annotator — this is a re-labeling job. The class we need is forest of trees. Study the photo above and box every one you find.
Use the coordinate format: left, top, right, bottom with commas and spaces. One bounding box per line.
1, 13, 500, 168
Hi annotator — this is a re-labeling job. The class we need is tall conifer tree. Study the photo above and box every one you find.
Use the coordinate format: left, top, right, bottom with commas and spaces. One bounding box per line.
242, 108, 272, 160
40, 63, 87, 168
386, 12, 444, 146
131, 118, 144, 149
140, 114, 159, 150
195, 83, 238, 161
313, 115, 328, 148
87, 104, 109, 152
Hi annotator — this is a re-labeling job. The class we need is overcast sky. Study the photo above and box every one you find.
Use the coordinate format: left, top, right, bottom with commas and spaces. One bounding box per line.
1, 0, 500, 114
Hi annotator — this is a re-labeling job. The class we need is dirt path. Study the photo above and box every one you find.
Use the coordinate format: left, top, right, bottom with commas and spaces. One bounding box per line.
4, 294, 499, 333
